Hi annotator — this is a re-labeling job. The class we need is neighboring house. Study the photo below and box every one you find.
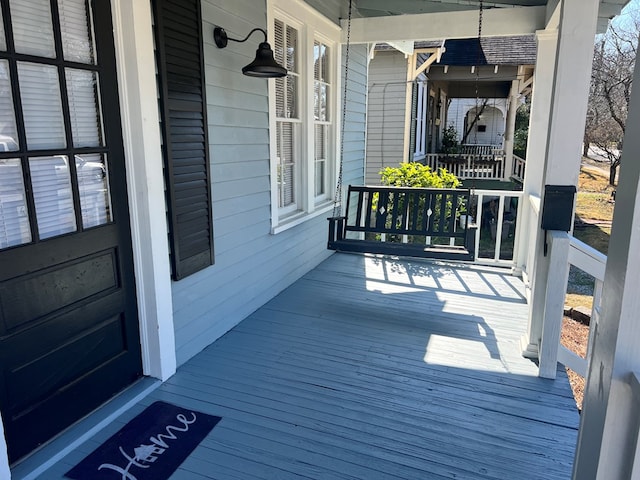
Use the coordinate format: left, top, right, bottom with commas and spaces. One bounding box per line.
365, 36, 535, 184
447, 97, 507, 146
0, 1, 638, 479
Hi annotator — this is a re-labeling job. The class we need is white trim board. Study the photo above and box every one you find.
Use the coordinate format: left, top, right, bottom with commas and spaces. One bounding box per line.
111, 0, 177, 381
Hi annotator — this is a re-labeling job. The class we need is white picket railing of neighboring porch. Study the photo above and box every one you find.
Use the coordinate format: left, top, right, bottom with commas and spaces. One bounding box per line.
424, 151, 507, 180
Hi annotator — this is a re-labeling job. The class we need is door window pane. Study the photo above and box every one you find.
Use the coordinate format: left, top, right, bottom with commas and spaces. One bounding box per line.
18, 62, 66, 150
0, 159, 32, 248
29, 155, 76, 239
10, 0, 56, 58
66, 69, 103, 147
77, 153, 111, 228
59, 0, 95, 64
0, 61, 19, 151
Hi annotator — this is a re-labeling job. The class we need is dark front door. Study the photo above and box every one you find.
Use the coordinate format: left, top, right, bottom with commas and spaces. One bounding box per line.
0, 0, 142, 463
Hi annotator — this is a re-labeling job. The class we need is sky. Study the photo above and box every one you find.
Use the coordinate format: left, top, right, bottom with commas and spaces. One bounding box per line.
611, 0, 640, 30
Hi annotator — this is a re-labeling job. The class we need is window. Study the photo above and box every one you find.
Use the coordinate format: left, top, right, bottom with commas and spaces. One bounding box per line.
274, 18, 300, 215
269, 0, 340, 232
314, 40, 331, 198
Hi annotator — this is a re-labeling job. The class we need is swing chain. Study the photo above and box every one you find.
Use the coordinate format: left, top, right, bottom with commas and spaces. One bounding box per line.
473, 0, 484, 146
478, 0, 483, 40
333, 0, 353, 218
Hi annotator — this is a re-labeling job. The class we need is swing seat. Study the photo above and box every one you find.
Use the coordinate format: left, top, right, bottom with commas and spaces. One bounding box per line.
328, 185, 477, 262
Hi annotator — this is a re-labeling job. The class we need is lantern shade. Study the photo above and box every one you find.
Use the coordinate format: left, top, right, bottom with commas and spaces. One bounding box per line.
242, 42, 287, 78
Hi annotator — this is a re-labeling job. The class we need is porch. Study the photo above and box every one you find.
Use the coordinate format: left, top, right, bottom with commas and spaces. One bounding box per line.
31, 253, 579, 480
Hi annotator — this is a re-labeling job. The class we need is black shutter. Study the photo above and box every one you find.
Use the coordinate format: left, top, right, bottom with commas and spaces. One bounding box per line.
153, 0, 214, 280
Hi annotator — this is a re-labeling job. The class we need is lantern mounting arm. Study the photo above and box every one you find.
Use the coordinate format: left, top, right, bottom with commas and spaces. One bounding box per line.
214, 27, 267, 48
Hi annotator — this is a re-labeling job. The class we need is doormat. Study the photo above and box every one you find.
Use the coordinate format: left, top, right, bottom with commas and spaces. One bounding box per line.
65, 401, 221, 480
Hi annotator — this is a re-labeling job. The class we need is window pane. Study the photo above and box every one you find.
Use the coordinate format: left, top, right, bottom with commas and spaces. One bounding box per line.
275, 77, 284, 117
277, 122, 295, 208
0, 61, 19, 151
315, 160, 325, 197
274, 19, 284, 66
286, 25, 297, 72
66, 68, 103, 147
59, 0, 95, 64
29, 155, 76, 239
0, 159, 32, 248
314, 124, 326, 196
314, 42, 330, 121
0, 7, 6, 51
18, 62, 66, 149
276, 76, 297, 119
314, 42, 328, 82
274, 19, 298, 120
314, 83, 328, 121
286, 76, 297, 118
77, 153, 111, 228
10, 0, 56, 58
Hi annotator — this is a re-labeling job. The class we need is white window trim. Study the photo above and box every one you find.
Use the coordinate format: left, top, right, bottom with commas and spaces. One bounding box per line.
268, 0, 341, 234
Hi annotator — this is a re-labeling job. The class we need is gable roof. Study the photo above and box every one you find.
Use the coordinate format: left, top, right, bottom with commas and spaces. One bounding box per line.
377, 36, 537, 66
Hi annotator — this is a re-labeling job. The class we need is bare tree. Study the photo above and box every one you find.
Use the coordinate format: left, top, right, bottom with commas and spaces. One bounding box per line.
586, 9, 638, 185
461, 99, 489, 144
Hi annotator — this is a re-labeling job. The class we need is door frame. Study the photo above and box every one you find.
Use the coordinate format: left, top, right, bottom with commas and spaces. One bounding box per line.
0, 0, 176, 475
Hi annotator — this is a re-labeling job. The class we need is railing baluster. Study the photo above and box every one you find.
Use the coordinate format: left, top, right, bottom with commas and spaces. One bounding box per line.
355, 189, 365, 228
411, 191, 421, 234
390, 191, 400, 233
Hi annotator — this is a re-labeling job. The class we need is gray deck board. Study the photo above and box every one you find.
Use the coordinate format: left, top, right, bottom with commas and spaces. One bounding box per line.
34, 253, 579, 480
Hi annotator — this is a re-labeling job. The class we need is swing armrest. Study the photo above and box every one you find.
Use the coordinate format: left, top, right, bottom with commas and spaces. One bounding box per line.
327, 216, 347, 249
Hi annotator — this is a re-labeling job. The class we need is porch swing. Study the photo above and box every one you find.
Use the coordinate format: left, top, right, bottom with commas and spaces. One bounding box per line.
326, 0, 481, 262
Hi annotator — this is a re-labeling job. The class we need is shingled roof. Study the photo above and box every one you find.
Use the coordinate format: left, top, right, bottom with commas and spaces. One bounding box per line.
377, 36, 537, 66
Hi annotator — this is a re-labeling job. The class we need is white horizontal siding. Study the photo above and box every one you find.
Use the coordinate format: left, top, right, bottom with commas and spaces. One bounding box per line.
172, 0, 367, 366
366, 50, 409, 184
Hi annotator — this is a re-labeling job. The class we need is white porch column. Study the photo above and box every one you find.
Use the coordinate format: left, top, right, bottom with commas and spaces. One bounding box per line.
518, 29, 558, 356
520, 0, 599, 364
573, 32, 640, 480
502, 80, 519, 181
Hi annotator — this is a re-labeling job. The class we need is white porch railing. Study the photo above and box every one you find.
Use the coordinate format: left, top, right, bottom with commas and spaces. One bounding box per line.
460, 144, 499, 156
512, 154, 526, 183
470, 189, 524, 267
424, 150, 507, 181
539, 232, 606, 379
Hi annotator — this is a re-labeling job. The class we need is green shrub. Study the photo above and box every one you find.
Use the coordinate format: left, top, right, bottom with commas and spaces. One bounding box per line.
440, 124, 461, 155
379, 162, 461, 189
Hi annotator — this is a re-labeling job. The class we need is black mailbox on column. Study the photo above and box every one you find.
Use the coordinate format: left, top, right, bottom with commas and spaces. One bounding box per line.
541, 185, 576, 232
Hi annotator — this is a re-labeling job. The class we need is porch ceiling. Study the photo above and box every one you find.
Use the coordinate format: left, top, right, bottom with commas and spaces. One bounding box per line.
343, 0, 630, 41
352, 0, 628, 19
355, 0, 547, 17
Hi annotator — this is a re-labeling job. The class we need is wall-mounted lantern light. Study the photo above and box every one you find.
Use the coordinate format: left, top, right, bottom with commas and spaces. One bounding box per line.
213, 27, 287, 78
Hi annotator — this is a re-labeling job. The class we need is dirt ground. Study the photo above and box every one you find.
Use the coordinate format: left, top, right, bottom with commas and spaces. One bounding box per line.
561, 317, 589, 411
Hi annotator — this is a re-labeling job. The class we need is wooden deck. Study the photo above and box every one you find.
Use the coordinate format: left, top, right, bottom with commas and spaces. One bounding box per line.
34, 253, 579, 479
